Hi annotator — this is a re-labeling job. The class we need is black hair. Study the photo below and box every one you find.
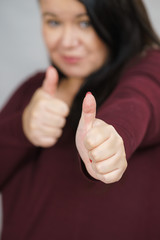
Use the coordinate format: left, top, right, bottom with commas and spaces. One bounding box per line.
54, 0, 160, 132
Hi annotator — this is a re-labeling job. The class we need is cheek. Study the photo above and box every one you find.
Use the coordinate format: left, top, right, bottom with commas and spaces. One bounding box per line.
87, 32, 109, 64
97, 47, 109, 63
95, 39, 109, 64
42, 28, 57, 51
89, 45, 109, 69
42, 28, 50, 48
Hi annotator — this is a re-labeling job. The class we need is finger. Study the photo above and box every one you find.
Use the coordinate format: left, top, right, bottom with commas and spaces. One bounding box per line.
42, 66, 59, 96
100, 169, 125, 184
81, 92, 97, 131
46, 98, 70, 117
41, 113, 66, 128
41, 126, 63, 139
84, 121, 111, 151
89, 137, 117, 162
92, 154, 121, 174
37, 136, 57, 148
34, 125, 63, 139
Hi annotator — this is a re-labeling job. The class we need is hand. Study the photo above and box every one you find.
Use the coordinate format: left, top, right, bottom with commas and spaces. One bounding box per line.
22, 66, 69, 147
76, 92, 127, 184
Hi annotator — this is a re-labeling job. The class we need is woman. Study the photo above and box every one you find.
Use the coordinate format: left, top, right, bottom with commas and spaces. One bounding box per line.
0, 0, 160, 239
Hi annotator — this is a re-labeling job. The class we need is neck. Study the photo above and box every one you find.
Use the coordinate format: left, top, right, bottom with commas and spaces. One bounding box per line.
55, 77, 84, 107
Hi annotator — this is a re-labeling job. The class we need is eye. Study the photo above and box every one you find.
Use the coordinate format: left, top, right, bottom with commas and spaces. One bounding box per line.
79, 20, 91, 29
47, 20, 60, 27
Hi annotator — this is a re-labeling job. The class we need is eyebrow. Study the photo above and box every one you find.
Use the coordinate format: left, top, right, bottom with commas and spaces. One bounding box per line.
42, 12, 88, 18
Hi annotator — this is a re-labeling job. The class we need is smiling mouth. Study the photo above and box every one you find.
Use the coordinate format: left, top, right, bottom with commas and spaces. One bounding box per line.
62, 56, 82, 64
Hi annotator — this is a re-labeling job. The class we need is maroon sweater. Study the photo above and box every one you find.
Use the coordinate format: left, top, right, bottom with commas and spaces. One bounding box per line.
1, 49, 160, 240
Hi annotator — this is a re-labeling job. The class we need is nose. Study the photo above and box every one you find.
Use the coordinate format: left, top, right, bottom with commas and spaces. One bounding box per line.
60, 25, 79, 48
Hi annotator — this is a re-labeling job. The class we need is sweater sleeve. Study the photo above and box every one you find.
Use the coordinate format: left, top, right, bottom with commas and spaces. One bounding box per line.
97, 59, 160, 160
0, 72, 44, 189
78, 51, 160, 181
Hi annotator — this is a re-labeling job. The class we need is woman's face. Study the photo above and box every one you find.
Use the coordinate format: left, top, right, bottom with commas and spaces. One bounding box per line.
40, 0, 109, 79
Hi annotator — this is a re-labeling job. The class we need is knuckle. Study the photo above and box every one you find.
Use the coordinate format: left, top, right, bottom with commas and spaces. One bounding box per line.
31, 110, 39, 120
60, 117, 66, 127
42, 138, 57, 148
114, 173, 122, 182
107, 124, 115, 132
103, 175, 116, 184
48, 137, 57, 146
85, 128, 97, 146
92, 128, 103, 142
95, 163, 103, 174
30, 121, 36, 131
52, 128, 63, 139
118, 136, 124, 146
30, 113, 41, 130
122, 160, 128, 172
56, 128, 63, 138
38, 99, 47, 109
101, 175, 112, 184
102, 172, 122, 184
85, 135, 94, 149
118, 152, 127, 170
62, 104, 70, 117
90, 149, 99, 162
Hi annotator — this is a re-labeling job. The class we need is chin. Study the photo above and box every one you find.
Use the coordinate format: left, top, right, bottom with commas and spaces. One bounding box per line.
61, 70, 88, 79
52, 62, 90, 78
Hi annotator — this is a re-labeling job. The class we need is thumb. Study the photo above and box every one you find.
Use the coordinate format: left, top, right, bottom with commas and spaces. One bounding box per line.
81, 92, 96, 131
42, 66, 58, 96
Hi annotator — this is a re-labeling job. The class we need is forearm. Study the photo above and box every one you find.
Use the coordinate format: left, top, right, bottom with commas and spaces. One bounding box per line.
0, 111, 37, 189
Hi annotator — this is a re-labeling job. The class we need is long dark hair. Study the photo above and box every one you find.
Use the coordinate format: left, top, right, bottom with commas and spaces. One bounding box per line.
56, 0, 160, 132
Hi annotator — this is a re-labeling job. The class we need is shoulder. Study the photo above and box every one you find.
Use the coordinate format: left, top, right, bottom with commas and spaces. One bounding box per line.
19, 71, 45, 94
113, 48, 160, 99
97, 48, 160, 118
97, 49, 160, 155
13, 71, 45, 104
1, 71, 46, 114
121, 48, 160, 79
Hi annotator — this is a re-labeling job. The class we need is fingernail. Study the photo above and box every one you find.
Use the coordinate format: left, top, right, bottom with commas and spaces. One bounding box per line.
85, 92, 92, 97
48, 66, 53, 70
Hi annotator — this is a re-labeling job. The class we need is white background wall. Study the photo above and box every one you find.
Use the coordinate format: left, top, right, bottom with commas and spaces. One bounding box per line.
0, 0, 160, 109
0, 0, 49, 110
0, 0, 160, 235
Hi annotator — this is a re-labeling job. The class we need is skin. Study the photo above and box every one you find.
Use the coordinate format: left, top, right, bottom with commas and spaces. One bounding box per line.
22, 0, 127, 184
76, 93, 127, 184
40, 0, 109, 78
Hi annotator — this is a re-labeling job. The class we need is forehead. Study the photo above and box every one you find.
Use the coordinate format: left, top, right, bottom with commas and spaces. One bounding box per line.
40, 0, 87, 15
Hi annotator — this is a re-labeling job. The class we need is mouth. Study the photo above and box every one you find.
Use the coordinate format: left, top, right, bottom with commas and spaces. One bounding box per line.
62, 55, 82, 64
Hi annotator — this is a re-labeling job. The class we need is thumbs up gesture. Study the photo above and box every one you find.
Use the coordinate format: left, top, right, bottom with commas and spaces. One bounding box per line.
76, 93, 127, 184
22, 66, 69, 147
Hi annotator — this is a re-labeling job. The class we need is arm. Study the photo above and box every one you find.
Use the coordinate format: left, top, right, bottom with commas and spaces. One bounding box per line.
0, 72, 44, 189
0, 67, 69, 189
98, 71, 160, 158
76, 66, 160, 184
